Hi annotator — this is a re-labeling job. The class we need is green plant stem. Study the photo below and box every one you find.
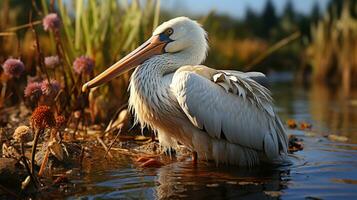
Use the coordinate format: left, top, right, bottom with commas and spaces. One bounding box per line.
153, 0, 160, 31
20, 142, 38, 189
1, 81, 6, 100
29, 16, 52, 83
30, 129, 43, 174
40, 0, 49, 14
75, 0, 83, 50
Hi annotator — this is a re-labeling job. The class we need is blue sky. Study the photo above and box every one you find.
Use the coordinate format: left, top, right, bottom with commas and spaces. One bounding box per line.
161, 0, 330, 18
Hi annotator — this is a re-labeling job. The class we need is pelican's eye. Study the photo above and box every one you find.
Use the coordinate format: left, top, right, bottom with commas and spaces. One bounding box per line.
164, 28, 174, 36
159, 28, 174, 42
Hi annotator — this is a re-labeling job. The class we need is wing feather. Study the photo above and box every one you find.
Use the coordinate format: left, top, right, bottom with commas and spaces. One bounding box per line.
171, 68, 287, 159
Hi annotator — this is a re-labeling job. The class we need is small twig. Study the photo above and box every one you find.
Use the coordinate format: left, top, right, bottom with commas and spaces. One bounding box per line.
38, 147, 50, 177
0, 32, 16, 36
104, 128, 122, 159
69, 74, 82, 97
244, 31, 301, 71
30, 129, 43, 174
29, 11, 51, 84
50, 0, 55, 12
96, 136, 113, 158
5, 20, 42, 32
31, 0, 43, 15
53, 29, 73, 100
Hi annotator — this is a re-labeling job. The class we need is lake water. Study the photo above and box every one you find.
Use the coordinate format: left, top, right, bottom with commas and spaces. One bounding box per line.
65, 82, 357, 200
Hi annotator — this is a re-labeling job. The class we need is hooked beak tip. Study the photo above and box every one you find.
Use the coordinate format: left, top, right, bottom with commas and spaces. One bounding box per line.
82, 83, 89, 93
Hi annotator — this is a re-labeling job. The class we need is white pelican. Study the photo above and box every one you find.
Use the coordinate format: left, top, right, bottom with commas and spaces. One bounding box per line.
82, 17, 288, 166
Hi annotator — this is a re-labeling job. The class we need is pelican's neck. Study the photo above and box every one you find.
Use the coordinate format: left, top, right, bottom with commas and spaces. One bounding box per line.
128, 55, 176, 127
130, 54, 177, 99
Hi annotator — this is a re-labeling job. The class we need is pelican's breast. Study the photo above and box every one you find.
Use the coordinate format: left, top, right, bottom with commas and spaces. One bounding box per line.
128, 65, 182, 132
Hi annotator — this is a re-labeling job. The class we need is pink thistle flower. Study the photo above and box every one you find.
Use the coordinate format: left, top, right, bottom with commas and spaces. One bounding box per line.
41, 79, 60, 97
43, 13, 61, 31
24, 82, 42, 99
73, 56, 94, 75
44, 55, 60, 68
2, 58, 25, 78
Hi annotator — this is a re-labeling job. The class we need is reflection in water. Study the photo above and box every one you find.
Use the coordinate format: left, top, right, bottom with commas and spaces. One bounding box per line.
156, 161, 289, 199
273, 83, 357, 143
309, 83, 357, 142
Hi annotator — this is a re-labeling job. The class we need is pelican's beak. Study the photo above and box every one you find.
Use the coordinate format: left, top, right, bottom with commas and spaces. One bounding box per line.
82, 35, 167, 92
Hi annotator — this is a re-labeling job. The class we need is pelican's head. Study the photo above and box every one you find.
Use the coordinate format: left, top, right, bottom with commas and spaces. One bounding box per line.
82, 17, 208, 92
153, 17, 208, 63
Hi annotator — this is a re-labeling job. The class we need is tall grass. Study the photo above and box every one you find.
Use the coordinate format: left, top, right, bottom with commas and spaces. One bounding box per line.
306, 0, 357, 94
54, 0, 160, 121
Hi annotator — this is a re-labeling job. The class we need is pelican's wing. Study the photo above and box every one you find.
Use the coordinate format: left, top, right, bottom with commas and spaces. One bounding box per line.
171, 66, 287, 160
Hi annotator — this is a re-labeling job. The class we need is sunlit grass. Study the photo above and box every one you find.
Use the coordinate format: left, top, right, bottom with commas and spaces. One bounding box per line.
307, 1, 357, 92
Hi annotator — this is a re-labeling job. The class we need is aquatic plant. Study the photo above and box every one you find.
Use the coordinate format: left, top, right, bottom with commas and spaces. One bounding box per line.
1, 58, 25, 78
306, 0, 357, 94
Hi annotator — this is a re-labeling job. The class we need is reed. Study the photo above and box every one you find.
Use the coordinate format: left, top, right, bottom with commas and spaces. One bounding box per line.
57, 0, 160, 121
306, 0, 357, 94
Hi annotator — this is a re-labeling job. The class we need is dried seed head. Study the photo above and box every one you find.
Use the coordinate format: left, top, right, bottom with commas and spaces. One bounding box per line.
44, 55, 60, 68
73, 56, 94, 75
41, 79, 60, 97
55, 115, 66, 129
13, 126, 32, 143
31, 106, 56, 129
43, 13, 61, 31
2, 58, 25, 78
24, 82, 42, 99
